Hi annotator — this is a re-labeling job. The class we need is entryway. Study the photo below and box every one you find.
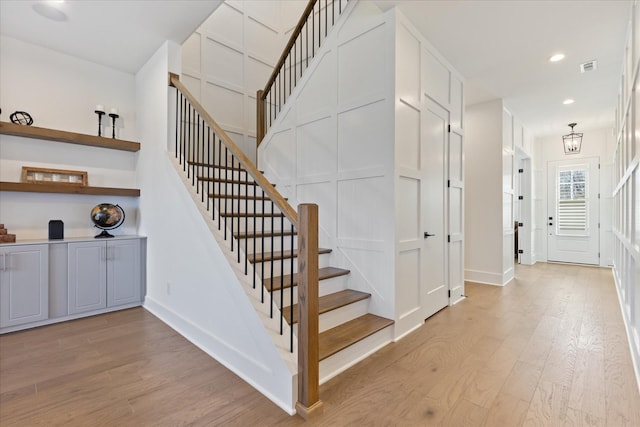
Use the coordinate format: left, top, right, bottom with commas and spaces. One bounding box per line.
546, 157, 600, 265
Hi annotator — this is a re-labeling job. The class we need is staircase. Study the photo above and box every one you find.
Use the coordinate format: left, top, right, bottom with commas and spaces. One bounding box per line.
188, 158, 394, 374
169, 0, 395, 416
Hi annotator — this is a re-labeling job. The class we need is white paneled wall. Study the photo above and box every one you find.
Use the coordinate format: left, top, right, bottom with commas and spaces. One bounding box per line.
612, 0, 640, 390
261, 0, 396, 323
394, 15, 465, 333
181, 0, 306, 162
260, 0, 465, 339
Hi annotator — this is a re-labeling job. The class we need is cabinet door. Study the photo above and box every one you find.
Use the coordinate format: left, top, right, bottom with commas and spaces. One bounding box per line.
68, 241, 106, 315
107, 239, 141, 307
0, 245, 49, 328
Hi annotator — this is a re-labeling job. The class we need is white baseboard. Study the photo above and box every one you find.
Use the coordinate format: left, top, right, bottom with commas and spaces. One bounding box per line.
611, 271, 640, 396
464, 269, 506, 286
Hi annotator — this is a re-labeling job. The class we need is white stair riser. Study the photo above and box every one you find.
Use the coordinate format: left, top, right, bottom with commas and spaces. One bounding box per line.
319, 325, 394, 385
270, 273, 350, 308
252, 252, 331, 278
239, 235, 297, 254
291, 298, 369, 335
220, 216, 293, 233
209, 198, 283, 215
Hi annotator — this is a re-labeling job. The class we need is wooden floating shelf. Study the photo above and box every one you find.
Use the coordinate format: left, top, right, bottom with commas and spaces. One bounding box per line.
0, 182, 140, 197
0, 121, 140, 152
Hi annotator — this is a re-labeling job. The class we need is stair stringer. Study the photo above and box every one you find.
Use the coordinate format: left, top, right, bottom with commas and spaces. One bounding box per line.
168, 154, 299, 375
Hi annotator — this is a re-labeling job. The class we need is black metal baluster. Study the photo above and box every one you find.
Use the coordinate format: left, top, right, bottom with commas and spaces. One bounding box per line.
290, 222, 294, 352
193, 113, 199, 187
185, 103, 190, 173
180, 94, 185, 165
224, 147, 228, 240
270, 200, 274, 319
261, 190, 265, 303
325, 0, 328, 37
206, 128, 211, 211
245, 169, 249, 275
306, 17, 309, 67
175, 90, 178, 155
280, 215, 284, 334
230, 156, 234, 251
237, 162, 241, 263
253, 182, 257, 288
332, 0, 335, 25
217, 137, 222, 229
312, 3, 315, 57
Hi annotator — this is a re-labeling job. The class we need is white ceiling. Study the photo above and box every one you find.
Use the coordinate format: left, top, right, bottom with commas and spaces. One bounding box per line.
0, 0, 223, 74
375, 0, 631, 137
0, 0, 632, 138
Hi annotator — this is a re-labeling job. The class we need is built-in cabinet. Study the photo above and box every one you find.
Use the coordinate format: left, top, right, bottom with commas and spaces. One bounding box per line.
0, 236, 145, 333
68, 239, 141, 314
0, 244, 49, 328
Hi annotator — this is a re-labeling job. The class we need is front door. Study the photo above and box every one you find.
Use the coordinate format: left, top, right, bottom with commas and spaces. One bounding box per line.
421, 98, 449, 319
547, 157, 599, 265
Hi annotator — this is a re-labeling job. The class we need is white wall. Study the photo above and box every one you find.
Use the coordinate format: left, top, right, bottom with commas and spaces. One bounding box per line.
0, 36, 138, 239
181, 0, 306, 162
136, 41, 295, 413
465, 100, 503, 284
466, 100, 534, 284
534, 128, 614, 266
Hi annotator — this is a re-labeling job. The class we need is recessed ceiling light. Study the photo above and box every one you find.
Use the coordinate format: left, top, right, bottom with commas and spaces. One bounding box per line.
32, 1, 68, 22
549, 53, 565, 62
563, 99, 575, 105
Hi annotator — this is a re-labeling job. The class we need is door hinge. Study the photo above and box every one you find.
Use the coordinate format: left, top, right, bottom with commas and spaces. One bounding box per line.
598, 252, 601, 258
518, 168, 524, 173
598, 163, 601, 169
598, 222, 600, 229
448, 289, 451, 298
447, 179, 451, 188
447, 235, 451, 243
448, 124, 451, 133
598, 193, 600, 199
518, 195, 524, 200
518, 222, 523, 227
518, 249, 524, 254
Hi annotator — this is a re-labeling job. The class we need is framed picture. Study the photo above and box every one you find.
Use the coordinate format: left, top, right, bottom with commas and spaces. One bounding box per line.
21, 166, 88, 186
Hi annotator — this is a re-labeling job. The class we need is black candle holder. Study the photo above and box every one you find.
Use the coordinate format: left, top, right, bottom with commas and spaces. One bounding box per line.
108, 113, 119, 139
94, 110, 105, 136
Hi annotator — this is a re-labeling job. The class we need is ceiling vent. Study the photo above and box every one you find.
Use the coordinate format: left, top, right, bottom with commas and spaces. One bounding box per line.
580, 60, 597, 73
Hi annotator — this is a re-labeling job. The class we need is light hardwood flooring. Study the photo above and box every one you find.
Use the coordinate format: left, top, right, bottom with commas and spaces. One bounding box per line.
1, 263, 640, 426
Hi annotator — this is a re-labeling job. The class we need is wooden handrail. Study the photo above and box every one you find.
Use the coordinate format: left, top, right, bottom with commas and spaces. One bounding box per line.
169, 73, 298, 226
296, 203, 323, 419
259, 0, 317, 102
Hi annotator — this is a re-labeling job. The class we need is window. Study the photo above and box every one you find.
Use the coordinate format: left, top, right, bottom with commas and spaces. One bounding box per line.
557, 169, 587, 231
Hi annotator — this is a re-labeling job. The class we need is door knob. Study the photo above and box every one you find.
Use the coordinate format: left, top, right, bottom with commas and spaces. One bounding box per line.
424, 232, 435, 238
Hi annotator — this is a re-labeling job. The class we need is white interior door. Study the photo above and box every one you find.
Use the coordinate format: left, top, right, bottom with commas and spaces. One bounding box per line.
547, 157, 599, 265
421, 98, 448, 319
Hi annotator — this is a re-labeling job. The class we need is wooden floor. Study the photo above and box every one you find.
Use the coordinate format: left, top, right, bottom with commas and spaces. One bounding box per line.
1, 263, 640, 426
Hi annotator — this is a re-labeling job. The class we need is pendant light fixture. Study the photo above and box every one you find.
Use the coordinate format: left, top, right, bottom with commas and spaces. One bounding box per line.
562, 123, 582, 154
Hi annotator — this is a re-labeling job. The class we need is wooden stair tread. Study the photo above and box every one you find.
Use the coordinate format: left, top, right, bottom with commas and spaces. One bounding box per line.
248, 248, 331, 263
219, 212, 284, 218
283, 289, 370, 324
264, 266, 350, 291
319, 314, 394, 361
210, 194, 279, 201
234, 230, 297, 239
187, 161, 263, 173
198, 177, 265, 185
